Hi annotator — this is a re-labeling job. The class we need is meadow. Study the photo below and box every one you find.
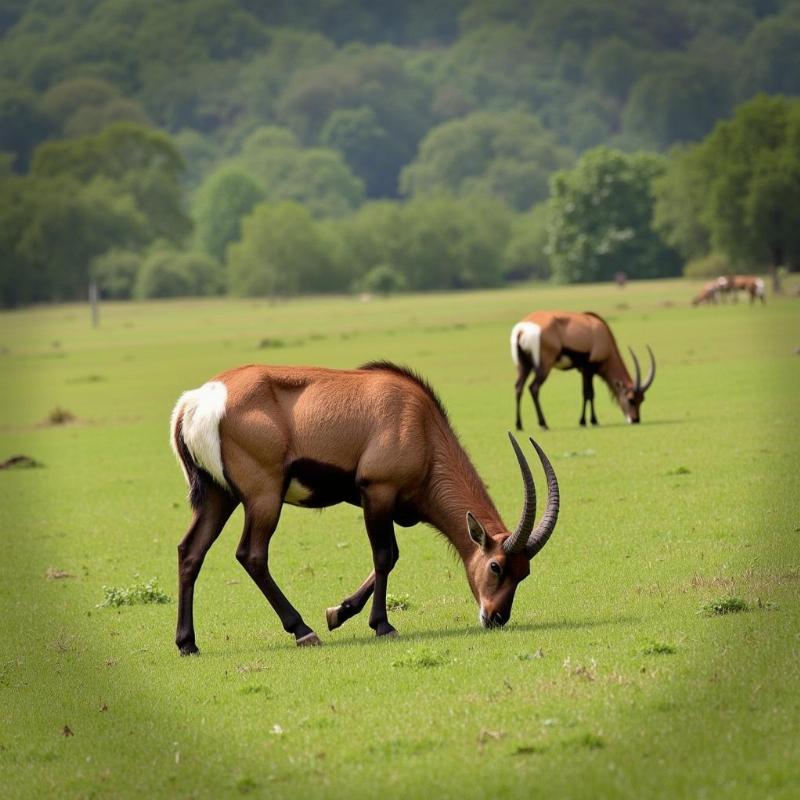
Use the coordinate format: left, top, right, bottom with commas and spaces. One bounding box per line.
1, 278, 798, 799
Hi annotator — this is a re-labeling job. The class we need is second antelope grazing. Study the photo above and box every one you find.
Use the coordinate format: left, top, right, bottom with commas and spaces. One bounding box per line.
170, 362, 560, 655
730, 275, 766, 304
511, 311, 656, 430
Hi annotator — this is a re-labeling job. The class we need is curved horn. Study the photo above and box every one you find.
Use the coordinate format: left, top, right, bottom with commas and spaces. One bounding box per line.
628, 346, 642, 391
641, 345, 656, 392
502, 432, 537, 554
525, 438, 560, 560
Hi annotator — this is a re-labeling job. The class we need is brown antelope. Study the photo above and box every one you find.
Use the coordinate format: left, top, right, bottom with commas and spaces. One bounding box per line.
170, 361, 560, 655
729, 275, 766, 304
692, 279, 724, 306
511, 311, 655, 430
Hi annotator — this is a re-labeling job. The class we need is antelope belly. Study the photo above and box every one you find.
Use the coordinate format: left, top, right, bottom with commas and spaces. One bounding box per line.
554, 354, 573, 369
284, 478, 313, 506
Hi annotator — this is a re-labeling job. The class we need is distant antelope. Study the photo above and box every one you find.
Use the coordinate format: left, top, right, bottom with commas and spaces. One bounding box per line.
511, 311, 655, 430
729, 275, 766, 304
170, 362, 560, 654
692, 279, 724, 306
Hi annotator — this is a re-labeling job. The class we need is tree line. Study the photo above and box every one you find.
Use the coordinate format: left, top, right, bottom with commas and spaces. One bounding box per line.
1, 0, 799, 305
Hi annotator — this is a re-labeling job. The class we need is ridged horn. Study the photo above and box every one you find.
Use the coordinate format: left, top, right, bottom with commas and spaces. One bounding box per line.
525, 438, 560, 560
641, 345, 656, 392
628, 346, 642, 392
502, 432, 537, 554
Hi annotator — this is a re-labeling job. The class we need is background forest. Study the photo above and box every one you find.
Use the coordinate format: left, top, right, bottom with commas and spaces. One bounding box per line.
1, 0, 800, 306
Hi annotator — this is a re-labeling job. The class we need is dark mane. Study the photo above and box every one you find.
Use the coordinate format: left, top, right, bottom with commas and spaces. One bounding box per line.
359, 360, 450, 423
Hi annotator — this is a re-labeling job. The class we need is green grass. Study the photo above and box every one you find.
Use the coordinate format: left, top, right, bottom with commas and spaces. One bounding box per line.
1, 278, 799, 799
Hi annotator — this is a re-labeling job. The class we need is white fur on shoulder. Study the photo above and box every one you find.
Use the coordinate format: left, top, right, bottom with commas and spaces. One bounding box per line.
510, 321, 542, 368
170, 381, 229, 490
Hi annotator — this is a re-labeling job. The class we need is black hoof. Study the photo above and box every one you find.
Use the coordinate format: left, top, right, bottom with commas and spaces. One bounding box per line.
179, 644, 199, 656
374, 623, 398, 638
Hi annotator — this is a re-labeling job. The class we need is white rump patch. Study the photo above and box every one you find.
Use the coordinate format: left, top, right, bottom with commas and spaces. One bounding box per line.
511, 321, 542, 368
170, 381, 229, 490
284, 478, 312, 506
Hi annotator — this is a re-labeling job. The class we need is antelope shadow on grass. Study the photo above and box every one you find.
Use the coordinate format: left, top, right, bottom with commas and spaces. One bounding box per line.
208, 613, 640, 655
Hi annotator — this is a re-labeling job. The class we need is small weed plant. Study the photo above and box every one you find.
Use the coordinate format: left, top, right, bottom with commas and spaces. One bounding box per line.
98, 577, 171, 608
699, 596, 749, 616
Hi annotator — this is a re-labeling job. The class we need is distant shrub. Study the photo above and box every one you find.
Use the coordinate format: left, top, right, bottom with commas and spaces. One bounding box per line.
357, 264, 407, 296
134, 248, 223, 299
683, 252, 732, 279
91, 250, 141, 300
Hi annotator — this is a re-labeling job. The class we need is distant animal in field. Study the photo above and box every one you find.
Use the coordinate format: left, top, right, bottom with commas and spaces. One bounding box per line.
510, 311, 656, 430
729, 275, 766, 304
170, 362, 560, 655
692, 279, 725, 305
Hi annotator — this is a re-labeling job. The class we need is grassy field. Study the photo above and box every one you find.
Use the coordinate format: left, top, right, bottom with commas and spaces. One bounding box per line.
1, 278, 799, 799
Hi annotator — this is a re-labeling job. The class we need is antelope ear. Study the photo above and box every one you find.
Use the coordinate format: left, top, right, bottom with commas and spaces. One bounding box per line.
466, 511, 489, 551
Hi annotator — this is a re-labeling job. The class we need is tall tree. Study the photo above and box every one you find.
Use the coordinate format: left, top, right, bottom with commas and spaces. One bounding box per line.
193, 167, 265, 261
700, 94, 800, 292
400, 111, 573, 211
547, 147, 681, 283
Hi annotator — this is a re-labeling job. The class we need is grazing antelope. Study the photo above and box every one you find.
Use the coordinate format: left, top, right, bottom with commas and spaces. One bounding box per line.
692, 279, 725, 306
170, 361, 560, 654
511, 311, 655, 430
729, 275, 766, 304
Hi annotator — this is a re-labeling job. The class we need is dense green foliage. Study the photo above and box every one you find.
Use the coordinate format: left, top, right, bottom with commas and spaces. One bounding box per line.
654, 94, 800, 288
2, 281, 798, 798
1, 1, 799, 304
547, 148, 681, 283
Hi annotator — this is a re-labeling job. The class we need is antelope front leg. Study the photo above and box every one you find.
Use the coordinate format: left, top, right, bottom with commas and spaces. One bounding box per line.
326, 532, 399, 631
361, 485, 400, 637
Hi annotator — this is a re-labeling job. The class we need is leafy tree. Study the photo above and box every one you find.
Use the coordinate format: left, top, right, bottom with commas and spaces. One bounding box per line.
400, 111, 573, 211
652, 144, 713, 261
0, 82, 53, 171
193, 167, 265, 261
40, 78, 119, 125
90, 249, 141, 300
622, 56, 734, 149
135, 245, 222, 299
227, 202, 340, 296
14, 175, 146, 302
320, 106, 399, 197
32, 123, 191, 243
699, 95, 800, 291
275, 45, 431, 194
585, 38, 649, 100
395, 195, 510, 290
356, 264, 407, 295
232, 128, 364, 217
504, 203, 552, 281
737, 17, 800, 97
548, 147, 681, 283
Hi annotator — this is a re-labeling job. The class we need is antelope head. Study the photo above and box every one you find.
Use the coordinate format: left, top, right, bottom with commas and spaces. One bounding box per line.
618, 346, 656, 423
465, 434, 560, 628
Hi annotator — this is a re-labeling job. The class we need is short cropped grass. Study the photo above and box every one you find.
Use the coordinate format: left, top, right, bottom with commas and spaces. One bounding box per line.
1, 278, 798, 799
